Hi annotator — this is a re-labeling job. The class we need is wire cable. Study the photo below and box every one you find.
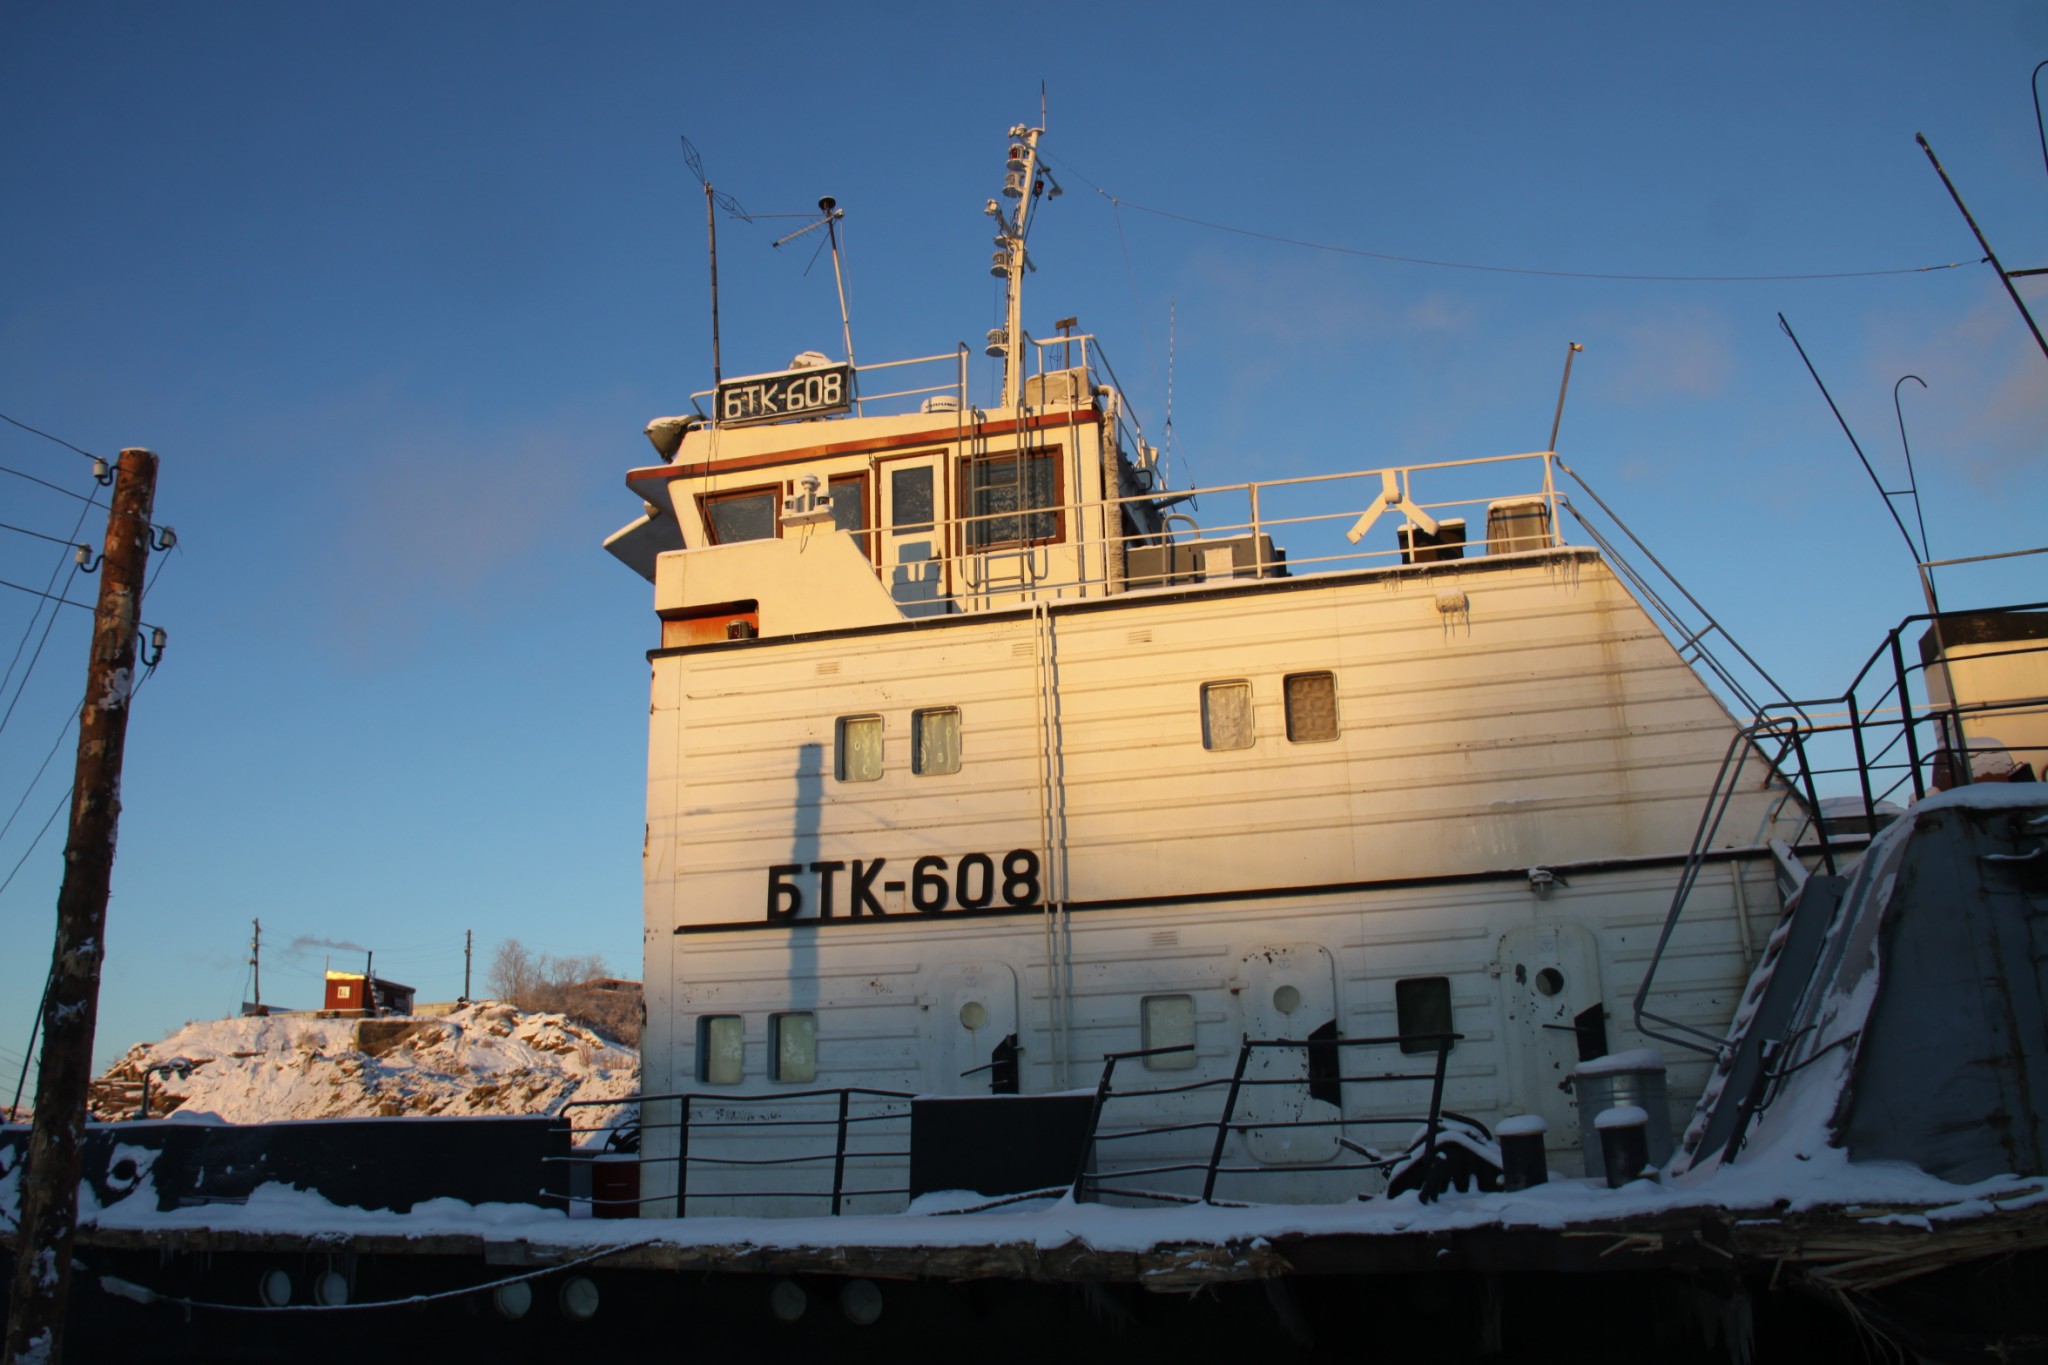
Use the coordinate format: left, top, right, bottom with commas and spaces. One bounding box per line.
0, 479, 96, 715
1042, 154, 1976, 283
94, 1240, 663, 1315
0, 704, 79, 847
0, 411, 101, 462
0, 520, 87, 549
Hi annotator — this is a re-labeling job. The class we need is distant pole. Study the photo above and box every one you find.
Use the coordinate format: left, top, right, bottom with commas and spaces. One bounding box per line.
463, 929, 473, 1004
250, 918, 262, 1013
365, 951, 375, 1019
5, 447, 159, 1365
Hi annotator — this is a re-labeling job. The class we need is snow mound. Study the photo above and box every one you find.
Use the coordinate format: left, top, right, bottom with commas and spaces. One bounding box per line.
87, 1002, 639, 1127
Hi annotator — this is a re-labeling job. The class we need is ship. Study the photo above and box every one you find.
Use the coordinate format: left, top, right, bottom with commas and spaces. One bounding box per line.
7, 119, 2046, 1362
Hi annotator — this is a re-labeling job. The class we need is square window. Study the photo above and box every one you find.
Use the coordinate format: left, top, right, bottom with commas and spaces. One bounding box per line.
704, 489, 778, 544
963, 451, 1059, 549
697, 1015, 744, 1084
772, 1012, 817, 1083
891, 466, 934, 532
1201, 681, 1254, 751
337, 984, 352, 1000
1141, 994, 1196, 1069
913, 708, 961, 775
836, 715, 883, 782
1394, 977, 1454, 1055
1284, 672, 1338, 743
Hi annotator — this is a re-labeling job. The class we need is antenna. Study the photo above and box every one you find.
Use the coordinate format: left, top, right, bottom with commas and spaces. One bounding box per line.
1548, 342, 1584, 452
989, 123, 1049, 409
249, 918, 262, 1013
680, 134, 755, 386
1164, 299, 1176, 489
1778, 314, 1939, 614
774, 198, 860, 409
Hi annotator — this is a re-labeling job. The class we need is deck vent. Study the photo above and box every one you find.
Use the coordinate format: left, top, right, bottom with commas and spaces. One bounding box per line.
1011, 641, 1034, 658
1127, 629, 1153, 645
1149, 930, 1180, 948
815, 661, 841, 676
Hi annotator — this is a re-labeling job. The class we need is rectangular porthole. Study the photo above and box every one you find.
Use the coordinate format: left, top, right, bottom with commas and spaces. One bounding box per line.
1201, 681, 1254, 750
836, 715, 882, 782
1394, 977, 1454, 1055
913, 707, 961, 775
1284, 671, 1338, 743
1141, 994, 1197, 1069
772, 1012, 817, 1083
697, 1015, 744, 1084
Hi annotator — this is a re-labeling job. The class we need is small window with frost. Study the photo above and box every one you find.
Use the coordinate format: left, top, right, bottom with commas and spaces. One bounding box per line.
337, 984, 352, 1000
1395, 977, 1454, 1056
1141, 994, 1196, 1069
1284, 672, 1338, 743
703, 488, 779, 544
830, 473, 871, 557
836, 715, 883, 782
697, 1014, 744, 1084
772, 1012, 817, 1083
1201, 681, 1254, 751
913, 708, 961, 775
891, 466, 934, 532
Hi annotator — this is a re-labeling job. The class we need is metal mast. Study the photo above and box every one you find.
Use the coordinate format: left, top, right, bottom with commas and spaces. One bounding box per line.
993, 124, 1045, 410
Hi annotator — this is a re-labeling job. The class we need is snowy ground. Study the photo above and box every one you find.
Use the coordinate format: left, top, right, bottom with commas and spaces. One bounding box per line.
85, 1002, 637, 1126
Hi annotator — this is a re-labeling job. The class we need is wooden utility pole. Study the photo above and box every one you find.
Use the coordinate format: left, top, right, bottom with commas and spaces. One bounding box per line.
463, 928, 473, 1003
5, 447, 158, 1365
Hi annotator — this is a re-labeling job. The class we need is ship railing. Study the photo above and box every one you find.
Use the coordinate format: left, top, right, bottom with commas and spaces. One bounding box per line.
1634, 594, 2048, 1054
551, 1085, 916, 1217
930, 450, 1573, 601
1071, 1032, 1466, 1207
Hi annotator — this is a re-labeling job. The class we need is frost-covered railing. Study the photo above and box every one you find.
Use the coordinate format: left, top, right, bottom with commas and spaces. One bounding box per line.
1072, 1032, 1468, 1207
553, 1086, 915, 1217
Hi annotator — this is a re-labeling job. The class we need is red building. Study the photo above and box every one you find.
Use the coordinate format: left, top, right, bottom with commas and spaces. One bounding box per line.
323, 971, 416, 1017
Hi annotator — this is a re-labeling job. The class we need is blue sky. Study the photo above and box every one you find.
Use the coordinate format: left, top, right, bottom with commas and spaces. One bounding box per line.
2, 3, 2044, 1077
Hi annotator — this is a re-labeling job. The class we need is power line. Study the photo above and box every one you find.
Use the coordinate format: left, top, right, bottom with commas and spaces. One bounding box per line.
1044, 155, 1977, 284
0, 462, 173, 538
0, 411, 101, 462
0, 704, 79, 847
0, 521, 86, 550
0, 576, 167, 634
0, 482, 95, 710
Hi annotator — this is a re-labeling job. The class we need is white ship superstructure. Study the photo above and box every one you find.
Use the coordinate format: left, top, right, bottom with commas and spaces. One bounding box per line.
605, 123, 1807, 1214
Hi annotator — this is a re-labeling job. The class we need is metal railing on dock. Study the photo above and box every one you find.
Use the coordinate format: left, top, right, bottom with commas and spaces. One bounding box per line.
554, 1086, 915, 1217
1072, 1032, 1465, 1206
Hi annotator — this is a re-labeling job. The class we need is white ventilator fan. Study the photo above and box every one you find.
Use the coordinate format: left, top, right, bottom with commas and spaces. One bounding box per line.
1343, 469, 1439, 544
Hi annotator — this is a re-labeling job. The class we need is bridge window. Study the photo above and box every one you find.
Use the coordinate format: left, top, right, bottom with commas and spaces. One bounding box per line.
1201, 681, 1254, 750
963, 450, 1059, 549
913, 707, 962, 775
836, 715, 883, 782
830, 473, 871, 556
772, 1012, 817, 1083
1284, 672, 1339, 743
703, 487, 779, 544
891, 465, 934, 532
1141, 994, 1197, 1069
697, 1015, 745, 1084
